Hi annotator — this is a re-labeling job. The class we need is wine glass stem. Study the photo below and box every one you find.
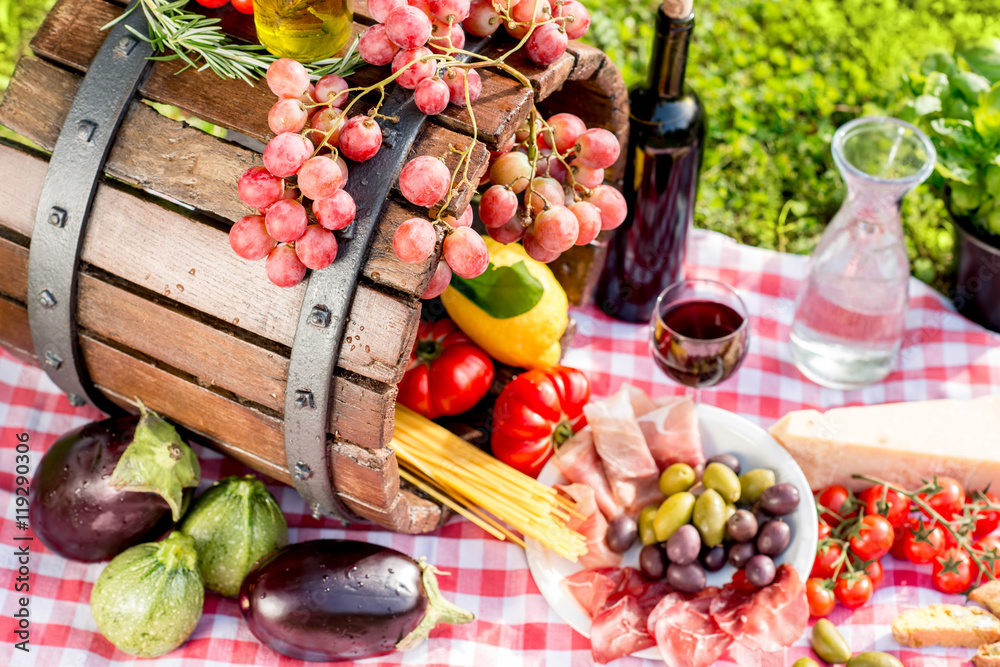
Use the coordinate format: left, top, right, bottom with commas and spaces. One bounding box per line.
686, 386, 701, 404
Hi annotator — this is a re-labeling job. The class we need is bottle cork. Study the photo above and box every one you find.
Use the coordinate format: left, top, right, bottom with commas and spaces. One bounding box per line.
662, 0, 693, 19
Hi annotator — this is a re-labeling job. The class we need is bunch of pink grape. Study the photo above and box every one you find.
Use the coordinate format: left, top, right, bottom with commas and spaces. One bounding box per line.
477, 111, 626, 262
232, 58, 385, 288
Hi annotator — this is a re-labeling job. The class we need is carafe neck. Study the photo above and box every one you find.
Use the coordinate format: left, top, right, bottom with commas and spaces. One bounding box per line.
649, 9, 694, 99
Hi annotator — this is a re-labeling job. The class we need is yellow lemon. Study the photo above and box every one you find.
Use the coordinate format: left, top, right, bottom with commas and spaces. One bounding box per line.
440, 236, 568, 369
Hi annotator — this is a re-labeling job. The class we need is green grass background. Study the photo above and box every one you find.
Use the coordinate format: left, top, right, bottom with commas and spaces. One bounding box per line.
3, 0, 1000, 292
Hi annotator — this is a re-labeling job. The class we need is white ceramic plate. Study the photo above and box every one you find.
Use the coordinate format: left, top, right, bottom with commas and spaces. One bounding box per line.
525, 404, 818, 661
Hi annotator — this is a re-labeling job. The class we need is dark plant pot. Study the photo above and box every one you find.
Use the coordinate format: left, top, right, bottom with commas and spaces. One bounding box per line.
952, 212, 1000, 333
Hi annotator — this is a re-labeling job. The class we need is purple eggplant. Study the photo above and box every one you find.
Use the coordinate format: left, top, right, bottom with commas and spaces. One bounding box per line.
30, 405, 200, 562
239, 540, 474, 661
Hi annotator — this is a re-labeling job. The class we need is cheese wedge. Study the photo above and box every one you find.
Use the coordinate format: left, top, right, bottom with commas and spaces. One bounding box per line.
769, 396, 1000, 492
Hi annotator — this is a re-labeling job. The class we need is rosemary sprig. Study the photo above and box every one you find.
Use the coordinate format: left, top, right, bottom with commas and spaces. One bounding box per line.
103, 0, 364, 85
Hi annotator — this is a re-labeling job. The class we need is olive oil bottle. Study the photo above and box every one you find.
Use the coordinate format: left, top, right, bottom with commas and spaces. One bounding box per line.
254, 0, 354, 62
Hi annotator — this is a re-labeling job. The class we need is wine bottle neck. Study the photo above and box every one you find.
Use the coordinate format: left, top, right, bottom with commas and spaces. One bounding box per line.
650, 9, 694, 99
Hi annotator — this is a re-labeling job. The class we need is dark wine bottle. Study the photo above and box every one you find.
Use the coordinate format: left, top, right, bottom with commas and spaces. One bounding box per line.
595, 0, 706, 323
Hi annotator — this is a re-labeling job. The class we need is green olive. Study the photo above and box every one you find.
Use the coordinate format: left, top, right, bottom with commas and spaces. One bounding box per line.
653, 492, 696, 543
692, 489, 727, 547
703, 462, 742, 503
659, 463, 696, 497
638, 505, 659, 545
846, 653, 904, 667
792, 659, 820, 667
739, 468, 776, 504
811, 619, 851, 664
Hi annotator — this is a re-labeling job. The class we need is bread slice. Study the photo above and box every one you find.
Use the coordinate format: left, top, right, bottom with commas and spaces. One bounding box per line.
971, 580, 1000, 618
891, 604, 1000, 648
975, 642, 1000, 667
769, 396, 1000, 492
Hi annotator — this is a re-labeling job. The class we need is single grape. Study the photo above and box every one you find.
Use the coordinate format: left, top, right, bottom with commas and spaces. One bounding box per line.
489, 134, 516, 160
263, 133, 314, 178
393, 218, 438, 264
268, 98, 309, 135
297, 156, 344, 201
369, 0, 406, 22
414, 77, 451, 115
392, 47, 438, 90
335, 155, 350, 185
506, 0, 550, 39
407, 0, 433, 15
295, 225, 339, 270
260, 186, 301, 216
359, 24, 401, 66
308, 108, 345, 148
266, 58, 310, 99
238, 166, 284, 209
265, 199, 309, 243
229, 215, 277, 261
314, 74, 349, 107
421, 260, 453, 299
544, 112, 586, 154
491, 0, 521, 10
442, 206, 473, 228
533, 205, 578, 252
569, 164, 604, 189
429, 21, 466, 54
535, 155, 569, 183
464, 0, 501, 36
443, 67, 482, 105
430, 0, 471, 23
300, 84, 318, 108
385, 5, 433, 48
526, 176, 564, 216
554, 0, 590, 40
442, 227, 489, 278
339, 115, 383, 162
575, 127, 621, 170
526, 22, 568, 66
569, 201, 601, 245
586, 184, 628, 230
313, 190, 357, 231
489, 151, 532, 193
399, 156, 451, 207
266, 244, 307, 288
487, 214, 527, 243
479, 185, 519, 228
522, 225, 561, 262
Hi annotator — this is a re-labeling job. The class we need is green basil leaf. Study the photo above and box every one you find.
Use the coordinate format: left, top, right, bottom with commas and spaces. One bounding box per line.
952, 71, 991, 106
921, 52, 957, 78
934, 144, 979, 184
923, 72, 950, 99
450, 260, 544, 319
930, 118, 984, 156
974, 83, 1000, 148
913, 94, 943, 117
958, 37, 1000, 84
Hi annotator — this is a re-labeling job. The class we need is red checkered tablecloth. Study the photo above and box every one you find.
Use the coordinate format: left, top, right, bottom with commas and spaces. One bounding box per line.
1, 228, 998, 666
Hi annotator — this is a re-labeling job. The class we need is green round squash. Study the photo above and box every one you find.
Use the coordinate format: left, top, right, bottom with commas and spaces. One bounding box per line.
90, 532, 204, 658
179, 475, 288, 597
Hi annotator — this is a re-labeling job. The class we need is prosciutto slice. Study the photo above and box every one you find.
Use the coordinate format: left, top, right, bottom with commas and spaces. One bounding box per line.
620, 383, 658, 417
585, 390, 660, 513
564, 568, 625, 617
648, 593, 732, 667
590, 595, 657, 664
638, 396, 705, 470
555, 483, 622, 569
552, 429, 621, 520
710, 564, 808, 653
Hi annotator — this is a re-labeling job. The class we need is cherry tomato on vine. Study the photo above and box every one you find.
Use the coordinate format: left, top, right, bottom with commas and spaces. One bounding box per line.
865, 559, 884, 589
933, 548, 973, 594
817, 520, 832, 541
850, 515, 895, 561
806, 577, 836, 617
834, 574, 873, 609
900, 516, 946, 565
861, 484, 912, 529
231, 0, 255, 13
817, 485, 856, 527
918, 476, 965, 521
974, 535, 1000, 577
195, 0, 230, 7
973, 491, 1000, 539
811, 541, 844, 579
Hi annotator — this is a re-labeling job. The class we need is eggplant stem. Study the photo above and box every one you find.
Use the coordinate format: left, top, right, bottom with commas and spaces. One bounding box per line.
396, 558, 474, 651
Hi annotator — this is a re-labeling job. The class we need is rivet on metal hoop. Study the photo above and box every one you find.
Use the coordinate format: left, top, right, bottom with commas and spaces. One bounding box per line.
66, 393, 85, 407
294, 461, 313, 480
38, 290, 57, 309
114, 34, 139, 56
308, 305, 332, 328
44, 351, 63, 370
294, 390, 315, 409
77, 120, 98, 143
48, 207, 67, 228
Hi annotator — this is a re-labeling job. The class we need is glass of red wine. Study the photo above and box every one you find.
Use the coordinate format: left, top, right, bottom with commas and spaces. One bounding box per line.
649, 279, 750, 400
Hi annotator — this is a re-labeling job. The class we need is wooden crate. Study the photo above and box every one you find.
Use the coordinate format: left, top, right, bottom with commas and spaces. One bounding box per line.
0, 0, 627, 532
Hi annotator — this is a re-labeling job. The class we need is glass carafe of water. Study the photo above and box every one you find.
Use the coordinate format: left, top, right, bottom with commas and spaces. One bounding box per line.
790, 117, 936, 389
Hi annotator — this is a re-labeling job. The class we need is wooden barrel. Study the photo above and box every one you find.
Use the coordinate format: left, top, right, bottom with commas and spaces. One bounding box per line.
0, 0, 628, 532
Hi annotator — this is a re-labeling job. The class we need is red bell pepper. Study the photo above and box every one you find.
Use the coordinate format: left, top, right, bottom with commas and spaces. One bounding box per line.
490, 366, 590, 478
397, 319, 495, 419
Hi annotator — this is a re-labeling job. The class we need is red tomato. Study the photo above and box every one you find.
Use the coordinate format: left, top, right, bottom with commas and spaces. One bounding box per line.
918, 476, 965, 521
817, 520, 832, 541
933, 548, 973, 594
195, 0, 230, 7
973, 492, 1000, 539
900, 516, 946, 565
490, 366, 590, 478
974, 536, 1000, 577
850, 515, 895, 561
806, 577, 836, 617
817, 485, 856, 527
834, 574, 873, 608
231, 0, 255, 12
396, 319, 494, 419
865, 559, 884, 589
861, 485, 912, 529
811, 541, 844, 579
